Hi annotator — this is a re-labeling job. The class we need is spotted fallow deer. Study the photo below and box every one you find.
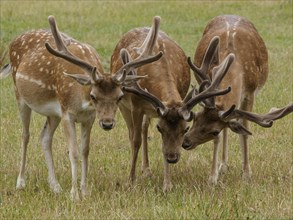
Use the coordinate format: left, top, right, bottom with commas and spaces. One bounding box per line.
182, 15, 293, 185
110, 16, 233, 191
0, 15, 162, 200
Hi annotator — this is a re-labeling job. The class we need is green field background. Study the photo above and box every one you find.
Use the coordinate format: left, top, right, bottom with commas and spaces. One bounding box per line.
0, 1, 292, 219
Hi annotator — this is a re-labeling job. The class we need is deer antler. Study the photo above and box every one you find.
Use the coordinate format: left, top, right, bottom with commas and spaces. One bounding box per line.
45, 15, 102, 81
219, 102, 293, 127
188, 36, 221, 107
120, 48, 167, 116
112, 15, 163, 84
179, 53, 234, 121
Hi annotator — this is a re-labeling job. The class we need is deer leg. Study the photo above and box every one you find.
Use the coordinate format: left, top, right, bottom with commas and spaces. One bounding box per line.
62, 113, 80, 201
209, 135, 221, 185
239, 94, 254, 181
141, 115, 151, 177
219, 128, 229, 175
40, 116, 61, 193
163, 158, 173, 193
80, 118, 94, 198
129, 110, 143, 184
16, 101, 31, 190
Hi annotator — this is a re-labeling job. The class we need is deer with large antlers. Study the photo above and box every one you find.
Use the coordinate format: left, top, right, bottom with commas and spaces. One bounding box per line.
0, 16, 162, 200
110, 16, 233, 191
182, 15, 293, 184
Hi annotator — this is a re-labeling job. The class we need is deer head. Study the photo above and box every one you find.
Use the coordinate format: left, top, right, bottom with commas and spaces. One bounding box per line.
45, 15, 163, 130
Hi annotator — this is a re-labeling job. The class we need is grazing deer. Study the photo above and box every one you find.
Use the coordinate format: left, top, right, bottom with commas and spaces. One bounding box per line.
182, 15, 293, 184
110, 16, 233, 191
0, 15, 162, 200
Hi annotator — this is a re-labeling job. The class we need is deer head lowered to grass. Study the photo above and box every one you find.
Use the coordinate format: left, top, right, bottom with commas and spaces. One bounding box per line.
0, 15, 162, 201
110, 16, 233, 192
182, 15, 293, 185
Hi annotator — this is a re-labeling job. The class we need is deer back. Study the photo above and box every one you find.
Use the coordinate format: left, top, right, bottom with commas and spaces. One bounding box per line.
194, 15, 268, 109
111, 27, 190, 106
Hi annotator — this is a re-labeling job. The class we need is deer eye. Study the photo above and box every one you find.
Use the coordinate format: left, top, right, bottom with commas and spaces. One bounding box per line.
184, 126, 190, 133
156, 125, 163, 133
117, 94, 124, 102
90, 93, 97, 101
210, 131, 220, 136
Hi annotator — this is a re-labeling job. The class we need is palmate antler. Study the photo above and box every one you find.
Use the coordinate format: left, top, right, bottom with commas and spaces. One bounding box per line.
219, 102, 293, 128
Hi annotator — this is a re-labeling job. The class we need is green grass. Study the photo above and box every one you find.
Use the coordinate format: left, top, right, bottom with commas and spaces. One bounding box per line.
0, 1, 292, 219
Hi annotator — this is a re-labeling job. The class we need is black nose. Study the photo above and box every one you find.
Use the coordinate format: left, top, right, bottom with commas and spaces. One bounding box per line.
182, 139, 191, 150
166, 153, 179, 164
100, 121, 114, 130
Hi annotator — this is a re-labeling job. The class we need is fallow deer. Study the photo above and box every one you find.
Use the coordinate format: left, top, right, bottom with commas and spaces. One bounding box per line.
182, 15, 293, 184
0, 15, 162, 200
110, 16, 233, 191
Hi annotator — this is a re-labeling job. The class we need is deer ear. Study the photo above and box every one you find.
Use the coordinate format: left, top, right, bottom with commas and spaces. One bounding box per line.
228, 120, 252, 135
64, 72, 92, 85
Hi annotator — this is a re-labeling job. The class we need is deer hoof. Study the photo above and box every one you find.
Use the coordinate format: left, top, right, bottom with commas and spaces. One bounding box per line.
163, 181, 173, 193
219, 163, 229, 175
16, 177, 26, 190
70, 188, 80, 202
208, 174, 218, 186
142, 167, 152, 178
51, 183, 62, 194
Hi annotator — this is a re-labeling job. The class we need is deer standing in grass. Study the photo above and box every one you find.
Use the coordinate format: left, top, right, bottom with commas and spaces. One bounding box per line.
182, 15, 293, 184
0, 16, 162, 200
110, 16, 233, 191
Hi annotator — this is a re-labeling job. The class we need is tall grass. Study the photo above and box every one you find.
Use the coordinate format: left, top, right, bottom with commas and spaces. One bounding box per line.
0, 1, 292, 219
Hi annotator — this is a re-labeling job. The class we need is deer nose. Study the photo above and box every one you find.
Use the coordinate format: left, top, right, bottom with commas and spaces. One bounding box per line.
99, 120, 115, 131
182, 139, 192, 150
165, 153, 180, 164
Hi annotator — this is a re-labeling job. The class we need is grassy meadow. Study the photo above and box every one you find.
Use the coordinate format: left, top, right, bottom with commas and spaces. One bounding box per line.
0, 1, 292, 219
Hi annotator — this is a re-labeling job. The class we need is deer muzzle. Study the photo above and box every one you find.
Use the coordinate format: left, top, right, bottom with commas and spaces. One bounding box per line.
99, 119, 115, 131
165, 153, 180, 164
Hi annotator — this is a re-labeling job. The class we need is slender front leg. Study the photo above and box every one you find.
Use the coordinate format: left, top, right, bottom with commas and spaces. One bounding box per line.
239, 94, 254, 181
141, 115, 152, 177
219, 128, 229, 175
129, 110, 144, 184
163, 159, 172, 193
16, 101, 31, 190
62, 113, 80, 201
209, 135, 221, 185
80, 118, 94, 198
40, 116, 61, 193
240, 130, 251, 181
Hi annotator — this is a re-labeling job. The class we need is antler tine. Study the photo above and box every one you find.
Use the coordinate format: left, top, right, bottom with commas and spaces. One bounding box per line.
180, 51, 234, 115
183, 86, 231, 112
188, 36, 220, 83
113, 50, 163, 83
122, 83, 167, 116
45, 16, 100, 78
209, 53, 235, 90
221, 102, 293, 128
120, 48, 166, 116
135, 16, 161, 58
